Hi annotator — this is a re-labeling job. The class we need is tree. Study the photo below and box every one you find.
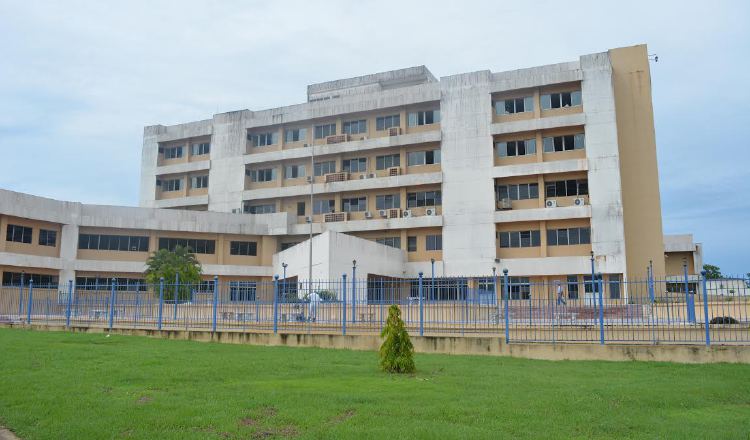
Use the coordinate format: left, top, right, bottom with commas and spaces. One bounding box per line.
379, 305, 415, 374
145, 246, 202, 301
702, 264, 722, 280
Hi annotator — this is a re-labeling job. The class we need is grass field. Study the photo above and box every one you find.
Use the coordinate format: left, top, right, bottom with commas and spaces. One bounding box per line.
1, 330, 749, 439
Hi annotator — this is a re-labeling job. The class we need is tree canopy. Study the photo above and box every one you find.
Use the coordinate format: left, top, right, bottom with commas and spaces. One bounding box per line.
145, 246, 202, 300
702, 264, 722, 279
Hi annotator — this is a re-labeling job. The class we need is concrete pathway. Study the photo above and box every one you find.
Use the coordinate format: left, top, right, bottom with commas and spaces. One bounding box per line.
0, 427, 20, 440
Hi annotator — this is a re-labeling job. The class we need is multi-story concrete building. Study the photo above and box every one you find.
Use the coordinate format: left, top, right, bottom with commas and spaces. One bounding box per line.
0, 44, 704, 301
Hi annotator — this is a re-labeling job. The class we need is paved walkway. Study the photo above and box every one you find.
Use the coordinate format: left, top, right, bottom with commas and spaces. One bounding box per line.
0, 427, 20, 440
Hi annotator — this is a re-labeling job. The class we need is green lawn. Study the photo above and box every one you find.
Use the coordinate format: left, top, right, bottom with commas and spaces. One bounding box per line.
1, 330, 749, 440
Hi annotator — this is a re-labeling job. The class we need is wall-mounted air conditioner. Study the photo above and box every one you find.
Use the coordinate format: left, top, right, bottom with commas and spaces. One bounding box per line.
425, 207, 436, 216
574, 197, 586, 206
364, 211, 373, 219
497, 198, 512, 210
379, 209, 388, 218
545, 199, 558, 208
402, 209, 413, 218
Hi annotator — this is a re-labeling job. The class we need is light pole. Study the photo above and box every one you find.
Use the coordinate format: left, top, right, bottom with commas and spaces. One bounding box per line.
308, 132, 315, 298
352, 259, 357, 323
282, 262, 288, 301
589, 251, 596, 306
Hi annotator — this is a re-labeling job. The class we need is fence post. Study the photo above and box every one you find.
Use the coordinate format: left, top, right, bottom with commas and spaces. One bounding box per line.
212, 275, 219, 333
157, 277, 164, 331
65, 280, 73, 328
351, 263, 357, 324
647, 264, 655, 303
18, 276, 24, 317
684, 263, 696, 323
108, 278, 117, 331
701, 270, 710, 346
273, 275, 279, 334
418, 272, 424, 337
597, 274, 605, 345
173, 273, 179, 321
503, 269, 509, 344
26, 279, 34, 324
342, 274, 347, 336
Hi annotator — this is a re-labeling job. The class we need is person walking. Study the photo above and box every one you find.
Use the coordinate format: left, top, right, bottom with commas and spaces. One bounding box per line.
555, 281, 567, 306
308, 290, 321, 322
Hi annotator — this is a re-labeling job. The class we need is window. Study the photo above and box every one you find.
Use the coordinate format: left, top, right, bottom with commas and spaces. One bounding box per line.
313, 161, 336, 176
609, 274, 621, 299
494, 97, 534, 115
426, 234, 442, 251
244, 204, 276, 214
314, 123, 336, 139
407, 236, 417, 252
280, 242, 300, 251
498, 230, 541, 248
248, 132, 278, 147
38, 229, 57, 247
3, 272, 58, 288
229, 281, 257, 302
246, 168, 277, 182
496, 139, 536, 157
496, 183, 539, 201
541, 90, 582, 109
158, 237, 215, 254
375, 194, 400, 210
408, 110, 440, 126
584, 274, 603, 294
196, 280, 216, 293
161, 179, 181, 192
342, 158, 367, 173
163, 146, 183, 159
284, 128, 307, 143
78, 234, 149, 252
6, 224, 32, 244
407, 190, 441, 208
76, 277, 147, 291
313, 199, 335, 214
375, 154, 400, 170
296, 202, 305, 216
284, 165, 305, 179
415, 278, 469, 301
545, 179, 588, 197
342, 197, 367, 212
547, 227, 591, 246
567, 275, 579, 299
407, 150, 440, 166
342, 119, 367, 135
191, 143, 210, 156
191, 175, 209, 189
507, 277, 531, 300
542, 134, 585, 152
376, 237, 401, 249
230, 241, 257, 256
376, 114, 400, 131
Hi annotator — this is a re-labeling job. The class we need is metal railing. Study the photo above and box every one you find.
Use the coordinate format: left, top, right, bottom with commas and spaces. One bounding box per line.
1, 271, 748, 345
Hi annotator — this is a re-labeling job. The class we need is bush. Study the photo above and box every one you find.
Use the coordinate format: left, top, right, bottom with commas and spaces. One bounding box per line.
379, 305, 415, 374
710, 316, 739, 325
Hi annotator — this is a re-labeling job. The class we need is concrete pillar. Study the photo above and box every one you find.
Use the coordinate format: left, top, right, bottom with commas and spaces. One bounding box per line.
59, 223, 79, 285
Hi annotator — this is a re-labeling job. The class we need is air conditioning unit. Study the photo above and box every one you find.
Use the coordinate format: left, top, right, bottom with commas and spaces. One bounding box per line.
324, 172, 349, 183
324, 212, 348, 222
364, 211, 373, 219
387, 208, 401, 219
425, 207, 436, 216
306, 176, 313, 183
305, 216, 312, 223
574, 197, 587, 206
359, 174, 366, 180
387, 167, 401, 177
402, 209, 413, 218
367, 173, 376, 179
496, 198, 512, 210
388, 127, 401, 136
326, 134, 350, 144
379, 209, 388, 218
545, 199, 558, 208
231, 208, 241, 214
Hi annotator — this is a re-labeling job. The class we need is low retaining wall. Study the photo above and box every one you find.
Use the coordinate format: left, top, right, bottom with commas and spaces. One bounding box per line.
2, 323, 749, 364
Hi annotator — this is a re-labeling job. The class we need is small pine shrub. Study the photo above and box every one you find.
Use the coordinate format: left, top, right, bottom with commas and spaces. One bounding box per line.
379, 305, 415, 374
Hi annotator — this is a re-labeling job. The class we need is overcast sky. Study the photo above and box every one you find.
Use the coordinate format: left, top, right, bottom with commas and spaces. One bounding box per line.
0, 0, 748, 274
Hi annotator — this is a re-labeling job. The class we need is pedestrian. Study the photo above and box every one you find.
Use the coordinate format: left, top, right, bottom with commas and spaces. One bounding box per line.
308, 290, 321, 322
555, 281, 567, 306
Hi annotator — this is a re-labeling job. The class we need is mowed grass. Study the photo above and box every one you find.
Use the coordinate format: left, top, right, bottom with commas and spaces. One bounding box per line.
0, 330, 749, 440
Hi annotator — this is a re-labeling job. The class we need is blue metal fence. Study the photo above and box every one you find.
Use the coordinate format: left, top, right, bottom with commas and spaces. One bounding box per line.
1, 272, 748, 345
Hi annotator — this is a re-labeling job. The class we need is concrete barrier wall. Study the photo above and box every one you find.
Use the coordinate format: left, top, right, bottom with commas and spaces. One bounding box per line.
3, 323, 749, 364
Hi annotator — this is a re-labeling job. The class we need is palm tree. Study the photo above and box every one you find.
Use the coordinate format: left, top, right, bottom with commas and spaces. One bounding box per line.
145, 245, 202, 301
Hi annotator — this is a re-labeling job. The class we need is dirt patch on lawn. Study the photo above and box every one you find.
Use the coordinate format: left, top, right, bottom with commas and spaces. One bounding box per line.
329, 409, 356, 425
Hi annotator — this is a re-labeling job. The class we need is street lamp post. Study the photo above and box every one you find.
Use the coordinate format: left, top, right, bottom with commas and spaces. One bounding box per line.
282, 263, 287, 302
351, 260, 357, 323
